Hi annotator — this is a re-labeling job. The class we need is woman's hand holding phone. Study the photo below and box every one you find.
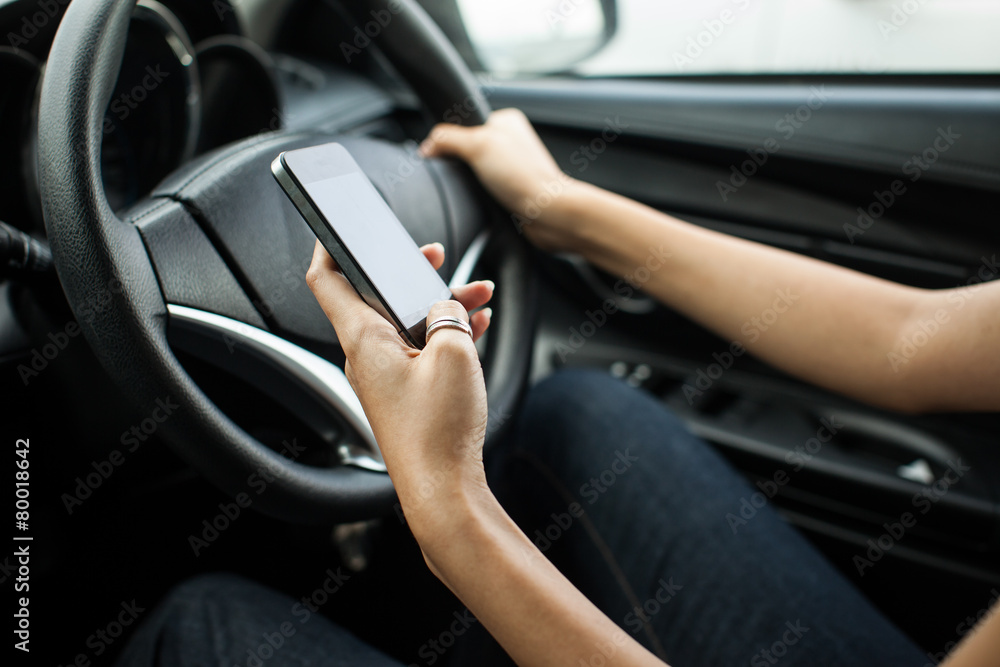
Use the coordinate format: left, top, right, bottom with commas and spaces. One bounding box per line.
306, 239, 495, 521
308, 239, 667, 667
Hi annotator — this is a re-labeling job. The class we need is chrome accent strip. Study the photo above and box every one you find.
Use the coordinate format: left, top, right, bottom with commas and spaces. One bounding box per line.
167, 305, 386, 473
134, 0, 201, 164
449, 230, 491, 289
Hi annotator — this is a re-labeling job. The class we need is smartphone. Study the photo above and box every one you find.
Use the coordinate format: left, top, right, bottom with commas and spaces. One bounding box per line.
271, 143, 453, 348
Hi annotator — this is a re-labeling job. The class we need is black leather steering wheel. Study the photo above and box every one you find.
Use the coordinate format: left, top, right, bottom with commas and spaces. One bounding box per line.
37, 0, 535, 523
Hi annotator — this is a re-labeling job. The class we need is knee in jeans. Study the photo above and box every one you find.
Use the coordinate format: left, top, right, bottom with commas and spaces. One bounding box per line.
524, 369, 624, 427
519, 368, 688, 460
157, 572, 255, 619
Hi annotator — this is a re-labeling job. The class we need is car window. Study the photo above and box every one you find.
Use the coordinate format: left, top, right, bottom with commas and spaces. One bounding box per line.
455, 0, 1000, 76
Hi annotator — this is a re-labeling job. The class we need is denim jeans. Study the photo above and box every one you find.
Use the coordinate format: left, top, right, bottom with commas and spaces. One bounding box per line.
116, 369, 925, 667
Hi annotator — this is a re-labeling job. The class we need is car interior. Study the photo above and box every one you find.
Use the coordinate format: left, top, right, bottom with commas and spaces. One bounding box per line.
1, 0, 998, 664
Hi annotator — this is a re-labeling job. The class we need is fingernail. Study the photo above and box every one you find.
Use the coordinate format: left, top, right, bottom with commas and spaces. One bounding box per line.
481, 280, 495, 291
481, 307, 493, 319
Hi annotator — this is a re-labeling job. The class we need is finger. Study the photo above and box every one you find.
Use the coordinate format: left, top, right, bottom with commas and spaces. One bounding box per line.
420, 123, 483, 160
470, 307, 492, 343
310, 237, 340, 272
306, 240, 393, 350
423, 300, 476, 351
420, 242, 445, 271
450, 280, 494, 314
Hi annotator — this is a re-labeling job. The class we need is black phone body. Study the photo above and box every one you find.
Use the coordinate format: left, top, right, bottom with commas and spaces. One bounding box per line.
272, 143, 453, 349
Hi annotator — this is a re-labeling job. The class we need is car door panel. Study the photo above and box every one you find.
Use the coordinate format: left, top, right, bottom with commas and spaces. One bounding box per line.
492, 78, 1000, 192
492, 78, 1000, 619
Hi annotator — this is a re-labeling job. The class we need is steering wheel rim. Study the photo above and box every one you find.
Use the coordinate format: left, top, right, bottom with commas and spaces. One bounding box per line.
37, 0, 535, 524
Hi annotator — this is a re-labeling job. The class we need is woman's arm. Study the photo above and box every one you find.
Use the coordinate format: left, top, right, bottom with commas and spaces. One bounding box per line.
306, 241, 666, 666
403, 463, 663, 667
942, 602, 1000, 667
422, 110, 1000, 414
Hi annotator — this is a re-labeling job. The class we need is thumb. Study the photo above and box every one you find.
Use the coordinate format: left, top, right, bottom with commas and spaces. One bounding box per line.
420, 123, 484, 161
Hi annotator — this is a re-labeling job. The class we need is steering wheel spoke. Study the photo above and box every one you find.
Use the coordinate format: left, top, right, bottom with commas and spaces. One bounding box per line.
167, 305, 386, 473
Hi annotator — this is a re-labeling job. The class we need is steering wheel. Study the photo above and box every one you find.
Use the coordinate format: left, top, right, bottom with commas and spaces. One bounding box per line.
37, 0, 536, 523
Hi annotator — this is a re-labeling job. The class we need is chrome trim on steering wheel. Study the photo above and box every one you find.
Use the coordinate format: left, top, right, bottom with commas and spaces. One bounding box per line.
165, 234, 494, 474
450, 230, 491, 288
167, 305, 386, 472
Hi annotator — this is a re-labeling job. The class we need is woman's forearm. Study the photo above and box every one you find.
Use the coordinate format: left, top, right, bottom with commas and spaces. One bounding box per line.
551, 180, 943, 413
401, 473, 666, 667
941, 601, 1000, 667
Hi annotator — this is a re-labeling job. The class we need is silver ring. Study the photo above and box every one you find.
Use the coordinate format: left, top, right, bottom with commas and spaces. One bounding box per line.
425, 316, 473, 343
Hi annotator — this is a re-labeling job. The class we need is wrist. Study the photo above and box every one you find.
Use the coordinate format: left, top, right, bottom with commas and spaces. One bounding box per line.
552, 180, 676, 281
391, 446, 487, 517
519, 176, 595, 253
399, 470, 499, 555
545, 179, 613, 256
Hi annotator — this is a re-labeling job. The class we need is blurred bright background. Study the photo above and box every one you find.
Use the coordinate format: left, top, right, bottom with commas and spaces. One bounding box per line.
455, 0, 1000, 76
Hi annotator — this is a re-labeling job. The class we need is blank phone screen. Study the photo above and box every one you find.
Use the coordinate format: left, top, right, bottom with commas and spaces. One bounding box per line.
292, 155, 451, 330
